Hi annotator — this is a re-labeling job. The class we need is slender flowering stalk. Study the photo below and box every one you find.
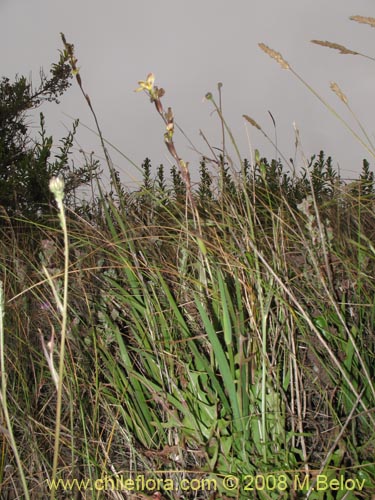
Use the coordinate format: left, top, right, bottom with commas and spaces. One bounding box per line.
135, 73, 196, 214
48, 175, 70, 500
204, 91, 244, 170
258, 42, 375, 158
60, 33, 119, 190
311, 39, 375, 62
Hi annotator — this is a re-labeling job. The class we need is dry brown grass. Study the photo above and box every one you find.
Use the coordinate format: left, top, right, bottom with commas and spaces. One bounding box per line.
242, 114, 261, 130
310, 39, 359, 56
330, 82, 348, 105
350, 15, 375, 28
258, 43, 290, 70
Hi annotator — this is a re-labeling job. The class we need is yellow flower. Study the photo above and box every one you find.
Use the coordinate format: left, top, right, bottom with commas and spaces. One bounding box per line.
165, 122, 174, 139
135, 73, 155, 93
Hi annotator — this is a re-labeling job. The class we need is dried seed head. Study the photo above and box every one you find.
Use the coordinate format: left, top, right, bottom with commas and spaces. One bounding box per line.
243, 115, 261, 130
350, 15, 375, 28
165, 107, 174, 124
311, 40, 358, 56
258, 43, 290, 70
157, 88, 165, 99
330, 82, 348, 105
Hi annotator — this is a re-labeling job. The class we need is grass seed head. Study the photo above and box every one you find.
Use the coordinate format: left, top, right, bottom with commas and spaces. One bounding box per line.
243, 115, 261, 130
330, 82, 348, 105
311, 40, 359, 56
350, 15, 375, 28
258, 43, 290, 70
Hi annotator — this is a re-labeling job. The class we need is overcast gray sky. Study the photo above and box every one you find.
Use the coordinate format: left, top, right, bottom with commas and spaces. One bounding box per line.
1, 0, 375, 188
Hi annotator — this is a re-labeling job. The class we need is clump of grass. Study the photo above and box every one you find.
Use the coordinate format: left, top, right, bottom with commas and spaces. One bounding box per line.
2, 153, 375, 498
1, 18, 375, 499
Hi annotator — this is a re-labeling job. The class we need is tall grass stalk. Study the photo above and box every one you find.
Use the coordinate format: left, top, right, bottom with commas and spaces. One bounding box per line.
204, 91, 244, 172
258, 42, 375, 159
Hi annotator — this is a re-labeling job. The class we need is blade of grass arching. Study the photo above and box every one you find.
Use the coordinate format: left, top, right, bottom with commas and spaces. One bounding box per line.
106, 274, 173, 377
97, 185, 122, 241
260, 283, 275, 464
129, 369, 203, 439
186, 370, 219, 439
216, 268, 257, 443
106, 202, 129, 238
245, 237, 375, 427
78, 413, 95, 487
126, 306, 218, 444
102, 273, 177, 432
155, 270, 231, 409
100, 379, 161, 448
98, 188, 141, 267
219, 265, 252, 430
105, 275, 150, 324
315, 313, 368, 413
105, 264, 179, 385
62, 111, 142, 175
217, 270, 234, 373
100, 343, 164, 445
228, 267, 251, 442
314, 295, 375, 417
137, 350, 217, 442
305, 387, 366, 499
97, 308, 160, 440
145, 279, 175, 352
194, 296, 243, 434
233, 271, 251, 435
102, 331, 205, 444
113, 333, 156, 430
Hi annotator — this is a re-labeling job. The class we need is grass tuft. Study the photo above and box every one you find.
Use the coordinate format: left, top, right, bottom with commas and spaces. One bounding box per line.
1, 15, 375, 500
